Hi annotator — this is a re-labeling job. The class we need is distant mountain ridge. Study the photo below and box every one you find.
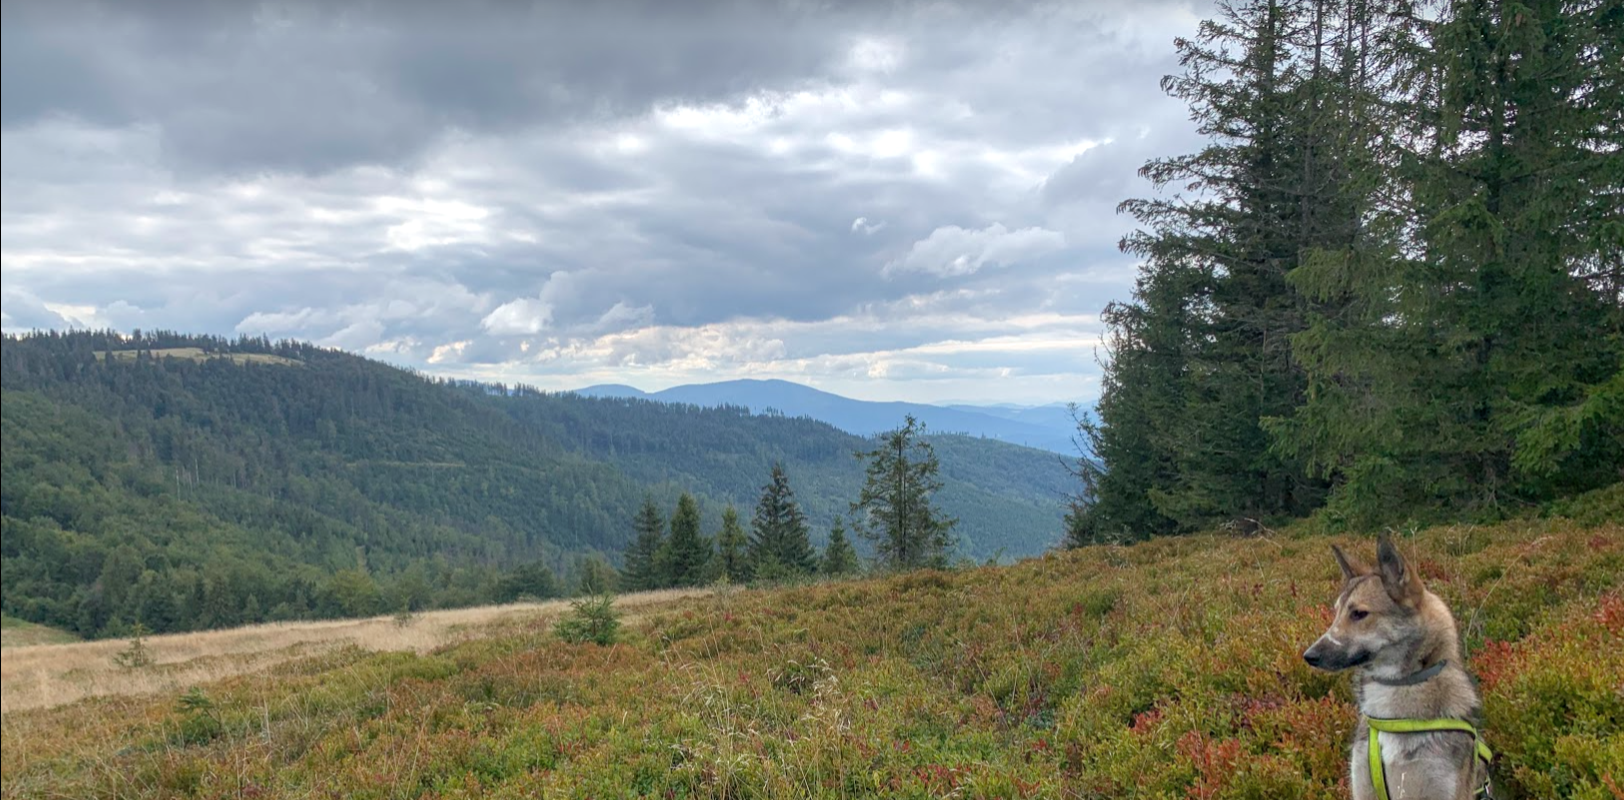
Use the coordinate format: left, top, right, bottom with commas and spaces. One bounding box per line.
574, 379, 1084, 454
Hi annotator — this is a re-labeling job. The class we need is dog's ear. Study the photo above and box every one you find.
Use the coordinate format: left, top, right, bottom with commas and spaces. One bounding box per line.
1376, 534, 1423, 604
1330, 544, 1369, 581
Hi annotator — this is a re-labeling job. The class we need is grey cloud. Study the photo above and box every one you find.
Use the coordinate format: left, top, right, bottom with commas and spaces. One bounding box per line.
2, 0, 1210, 403
0, 287, 74, 332
3, 0, 883, 176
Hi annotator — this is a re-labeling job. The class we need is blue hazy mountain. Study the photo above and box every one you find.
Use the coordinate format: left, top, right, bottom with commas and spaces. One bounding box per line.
574, 379, 1082, 454
945, 402, 1085, 432
574, 384, 649, 400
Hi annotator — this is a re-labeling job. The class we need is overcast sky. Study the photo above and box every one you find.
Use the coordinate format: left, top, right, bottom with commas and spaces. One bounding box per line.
2, 0, 1206, 404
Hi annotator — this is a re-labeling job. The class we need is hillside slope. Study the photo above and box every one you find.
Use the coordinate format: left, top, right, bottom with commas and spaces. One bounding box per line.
481, 388, 1075, 559
1, 519, 1616, 799
1, 332, 1072, 639
0, 615, 77, 648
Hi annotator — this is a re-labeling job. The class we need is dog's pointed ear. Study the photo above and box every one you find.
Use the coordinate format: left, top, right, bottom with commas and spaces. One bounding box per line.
1376, 534, 1423, 604
1330, 544, 1369, 581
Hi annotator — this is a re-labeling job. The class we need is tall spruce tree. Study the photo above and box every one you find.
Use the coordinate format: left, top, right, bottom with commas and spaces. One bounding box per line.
621, 498, 667, 591
1068, 290, 1192, 543
850, 416, 957, 570
821, 516, 859, 576
1278, 0, 1623, 524
664, 493, 713, 587
748, 463, 818, 577
1082, 0, 1394, 535
714, 505, 750, 582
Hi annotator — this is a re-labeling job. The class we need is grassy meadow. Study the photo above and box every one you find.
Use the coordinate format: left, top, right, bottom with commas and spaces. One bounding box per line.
0, 591, 704, 716
0, 615, 79, 649
1, 519, 1619, 799
94, 347, 303, 367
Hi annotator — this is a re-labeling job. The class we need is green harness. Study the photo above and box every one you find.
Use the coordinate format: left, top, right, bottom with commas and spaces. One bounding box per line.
1364, 662, 1494, 800
1366, 717, 1494, 800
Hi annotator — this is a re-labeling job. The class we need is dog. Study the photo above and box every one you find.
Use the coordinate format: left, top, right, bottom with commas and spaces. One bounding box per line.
1303, 535, 1494, 800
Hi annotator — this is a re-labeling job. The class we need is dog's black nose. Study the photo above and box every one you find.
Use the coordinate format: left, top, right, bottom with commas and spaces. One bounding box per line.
1303, 650, 1322, 667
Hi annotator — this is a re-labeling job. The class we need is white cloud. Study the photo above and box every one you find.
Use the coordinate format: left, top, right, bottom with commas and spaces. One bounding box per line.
481, 298, 552, 336
851, 216, 887, 235
378, 196, 493, 252
884, 223, 1067, 278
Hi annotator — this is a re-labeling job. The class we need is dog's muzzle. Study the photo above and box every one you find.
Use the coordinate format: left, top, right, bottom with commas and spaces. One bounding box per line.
1303, 634, 1370, 671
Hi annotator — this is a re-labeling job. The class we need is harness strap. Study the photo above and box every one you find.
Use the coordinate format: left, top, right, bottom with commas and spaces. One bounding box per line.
1366, 717, 1494, 800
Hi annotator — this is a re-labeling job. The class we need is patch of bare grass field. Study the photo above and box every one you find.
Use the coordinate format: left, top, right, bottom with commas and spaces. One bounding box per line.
0, 588, 704, 715
95, 347, 302, 366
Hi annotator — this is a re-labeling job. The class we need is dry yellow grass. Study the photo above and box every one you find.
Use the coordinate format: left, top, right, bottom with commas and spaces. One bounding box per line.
0, 588, 704, 715
95, 347, 301, 366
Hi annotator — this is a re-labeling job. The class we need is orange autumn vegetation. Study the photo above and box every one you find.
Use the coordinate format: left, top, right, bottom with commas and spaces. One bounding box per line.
1, 519, 1618, 799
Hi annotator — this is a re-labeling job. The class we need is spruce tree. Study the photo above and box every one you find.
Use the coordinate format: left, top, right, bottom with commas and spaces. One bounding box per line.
748, 463, 817, 577
850, 416, 957, 570
821, 516, 859, 577
1278, 0, 1624, 523
1086, 0, 1391, 534
714, 505, 750, 582
1067, 294, 1191, 543
621, 498, 667, 591
664, 493, 713, 587
1405, 0, 1622, 509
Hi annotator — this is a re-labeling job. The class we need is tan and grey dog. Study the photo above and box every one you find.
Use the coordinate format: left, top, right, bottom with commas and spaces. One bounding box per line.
1303, 536, 1493, 800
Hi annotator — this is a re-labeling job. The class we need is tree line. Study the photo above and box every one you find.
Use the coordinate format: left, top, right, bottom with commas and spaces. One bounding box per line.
1069, 0, 1621, 544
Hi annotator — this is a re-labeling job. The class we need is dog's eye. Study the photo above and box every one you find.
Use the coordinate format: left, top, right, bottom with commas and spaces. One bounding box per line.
1349, 609, 1369, 622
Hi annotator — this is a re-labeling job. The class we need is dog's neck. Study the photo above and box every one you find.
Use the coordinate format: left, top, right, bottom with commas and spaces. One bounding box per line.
1355, 591, 1468, 717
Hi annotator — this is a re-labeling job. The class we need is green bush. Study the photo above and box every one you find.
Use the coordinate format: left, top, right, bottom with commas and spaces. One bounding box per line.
554, 594, 621, 646
169, 688, 223, 746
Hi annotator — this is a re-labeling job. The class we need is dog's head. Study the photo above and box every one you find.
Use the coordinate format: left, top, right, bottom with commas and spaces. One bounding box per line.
1303, 535, 1426, 672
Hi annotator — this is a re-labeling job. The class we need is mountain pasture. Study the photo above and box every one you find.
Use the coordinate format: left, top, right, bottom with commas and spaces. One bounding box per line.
96, 347, 303, 367
2, 519, 1616, 799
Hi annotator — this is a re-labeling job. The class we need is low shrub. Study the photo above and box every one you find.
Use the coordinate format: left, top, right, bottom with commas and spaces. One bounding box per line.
553, 594, 621, 646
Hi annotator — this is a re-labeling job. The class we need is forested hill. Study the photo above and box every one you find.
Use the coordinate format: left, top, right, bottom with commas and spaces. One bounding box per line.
0, 331, 1073, 638
474, 387, 1075, 556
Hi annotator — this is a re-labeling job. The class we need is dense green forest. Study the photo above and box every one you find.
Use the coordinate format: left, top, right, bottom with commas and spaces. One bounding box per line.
0, 331, 1071, 638
477, 385, 1072, 558
1071, 0, 1622, 542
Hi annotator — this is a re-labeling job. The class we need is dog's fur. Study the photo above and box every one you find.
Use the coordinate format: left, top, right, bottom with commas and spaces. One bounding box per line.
1303, 536, 1491, 800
